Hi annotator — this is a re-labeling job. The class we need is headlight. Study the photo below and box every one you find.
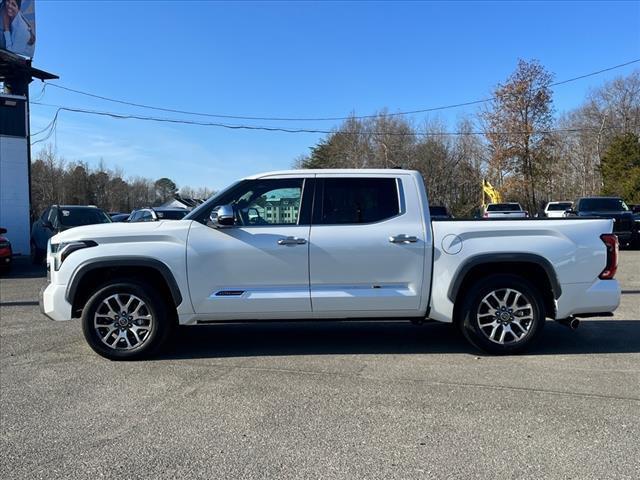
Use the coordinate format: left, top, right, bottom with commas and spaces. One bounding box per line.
51, 240, 97, 270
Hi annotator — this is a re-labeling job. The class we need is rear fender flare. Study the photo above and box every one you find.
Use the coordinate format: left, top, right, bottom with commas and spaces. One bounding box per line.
447, 253, 562, 303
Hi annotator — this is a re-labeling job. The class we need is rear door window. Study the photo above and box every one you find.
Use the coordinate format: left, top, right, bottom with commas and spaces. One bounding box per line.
315, 178, 400, 224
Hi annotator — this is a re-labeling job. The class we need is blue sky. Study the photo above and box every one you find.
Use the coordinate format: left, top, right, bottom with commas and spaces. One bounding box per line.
30, 0, 640, 191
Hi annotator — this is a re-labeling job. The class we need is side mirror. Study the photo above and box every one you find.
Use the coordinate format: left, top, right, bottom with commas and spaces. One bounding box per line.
42, 220, 54, 230
210, 205, 235, 228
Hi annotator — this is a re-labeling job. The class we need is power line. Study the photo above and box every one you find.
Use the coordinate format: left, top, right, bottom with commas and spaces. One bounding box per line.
31, 110, 58, 137
31, 82, 47, 102
41, 58, 640, 122
31, 108, 61, 146
30, 102, 636, 137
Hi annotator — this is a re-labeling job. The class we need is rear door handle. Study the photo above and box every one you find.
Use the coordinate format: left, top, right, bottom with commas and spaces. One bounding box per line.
389, 234, 418, 243
278, 237, 307, 245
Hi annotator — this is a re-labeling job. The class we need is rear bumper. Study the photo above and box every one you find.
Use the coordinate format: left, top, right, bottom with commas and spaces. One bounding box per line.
39, 283, 73, 321
556, 279, 620, 319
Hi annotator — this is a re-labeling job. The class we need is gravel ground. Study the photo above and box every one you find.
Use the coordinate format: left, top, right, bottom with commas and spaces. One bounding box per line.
1, 252, 639, 479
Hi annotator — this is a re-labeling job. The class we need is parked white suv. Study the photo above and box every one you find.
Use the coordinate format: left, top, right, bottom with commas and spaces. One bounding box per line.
544, 201, 573, 218
40, 170, 621, 359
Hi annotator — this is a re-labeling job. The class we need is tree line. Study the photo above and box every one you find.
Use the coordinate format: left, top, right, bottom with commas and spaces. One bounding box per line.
30, 60, 639, 219
296, 60, 640, 216
30, 146, 214, 217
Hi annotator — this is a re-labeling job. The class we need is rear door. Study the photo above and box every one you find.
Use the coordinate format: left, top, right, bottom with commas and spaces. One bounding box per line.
309, 174, 428, 316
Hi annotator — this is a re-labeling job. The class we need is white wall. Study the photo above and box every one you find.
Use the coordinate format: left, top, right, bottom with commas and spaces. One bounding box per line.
0, 135, 30, 255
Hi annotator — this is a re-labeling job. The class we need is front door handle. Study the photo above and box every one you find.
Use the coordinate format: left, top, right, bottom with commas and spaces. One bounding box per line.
278, 237, 307, 245
389, 234, 418, 243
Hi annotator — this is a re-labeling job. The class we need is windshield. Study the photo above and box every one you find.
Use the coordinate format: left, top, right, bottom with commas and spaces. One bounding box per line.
59, 208, 112, 227
156, 210, 188, 220
578, 198, 629, 212
487, 203, 522, 211
547, 202, 572, 211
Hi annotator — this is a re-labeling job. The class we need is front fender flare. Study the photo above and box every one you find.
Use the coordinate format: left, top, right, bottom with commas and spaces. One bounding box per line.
65, 256, 183, 307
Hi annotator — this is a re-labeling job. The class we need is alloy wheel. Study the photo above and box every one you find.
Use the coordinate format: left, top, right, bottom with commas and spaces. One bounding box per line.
93, 293, 153, 350
476, 288, 534, 345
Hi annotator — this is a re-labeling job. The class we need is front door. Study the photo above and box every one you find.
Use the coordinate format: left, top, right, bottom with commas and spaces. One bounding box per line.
187, 177, 314, 319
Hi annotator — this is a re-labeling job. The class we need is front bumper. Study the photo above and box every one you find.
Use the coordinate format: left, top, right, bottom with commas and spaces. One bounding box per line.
39, 282, 73, 321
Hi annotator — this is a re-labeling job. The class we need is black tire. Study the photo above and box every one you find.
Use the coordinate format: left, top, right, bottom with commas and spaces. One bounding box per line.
81, 280, 174, 360
30, 241, 44, 265
458, 274, 545, 355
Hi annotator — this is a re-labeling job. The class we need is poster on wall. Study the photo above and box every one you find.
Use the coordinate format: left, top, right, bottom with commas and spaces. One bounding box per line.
0, 0, 36, 58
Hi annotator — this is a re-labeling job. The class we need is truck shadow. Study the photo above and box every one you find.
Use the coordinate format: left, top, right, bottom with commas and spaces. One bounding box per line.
159, 319, 640, 359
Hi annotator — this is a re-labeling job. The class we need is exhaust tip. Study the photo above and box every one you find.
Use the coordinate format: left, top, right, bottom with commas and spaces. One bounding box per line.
556, 317, 580, 330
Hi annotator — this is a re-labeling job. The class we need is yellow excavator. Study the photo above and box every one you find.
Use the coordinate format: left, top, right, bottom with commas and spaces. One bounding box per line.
482, 179, 502, 205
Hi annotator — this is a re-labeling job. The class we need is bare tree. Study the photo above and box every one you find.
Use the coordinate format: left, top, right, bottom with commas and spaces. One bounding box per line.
482, 59, 555, 213
31, 145, 66, 216
551, 70, 640, 198
584, 71, 640, 144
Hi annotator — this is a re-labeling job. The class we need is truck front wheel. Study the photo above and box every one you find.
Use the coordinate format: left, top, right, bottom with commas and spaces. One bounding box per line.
458, 274, 545, 354
81, 280, 173, 360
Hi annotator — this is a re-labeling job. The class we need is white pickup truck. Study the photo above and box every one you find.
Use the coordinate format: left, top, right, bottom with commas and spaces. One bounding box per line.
483, 202, 528, 218
40, 169, 621, 360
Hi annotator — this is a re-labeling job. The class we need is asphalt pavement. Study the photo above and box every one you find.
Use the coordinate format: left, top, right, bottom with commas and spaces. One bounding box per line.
1, 252, 639, 479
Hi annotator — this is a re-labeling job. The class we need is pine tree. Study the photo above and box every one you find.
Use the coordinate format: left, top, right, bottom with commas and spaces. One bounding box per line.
600, 133, 640, 202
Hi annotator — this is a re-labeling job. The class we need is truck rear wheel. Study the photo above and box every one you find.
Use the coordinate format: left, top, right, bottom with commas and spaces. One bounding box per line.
458, 274, 545, 354
81, 280, 173, 360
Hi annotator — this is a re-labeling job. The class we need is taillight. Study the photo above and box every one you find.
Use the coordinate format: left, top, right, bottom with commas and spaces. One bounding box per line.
599, 234, 618, 279
483, 212, 489, 218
